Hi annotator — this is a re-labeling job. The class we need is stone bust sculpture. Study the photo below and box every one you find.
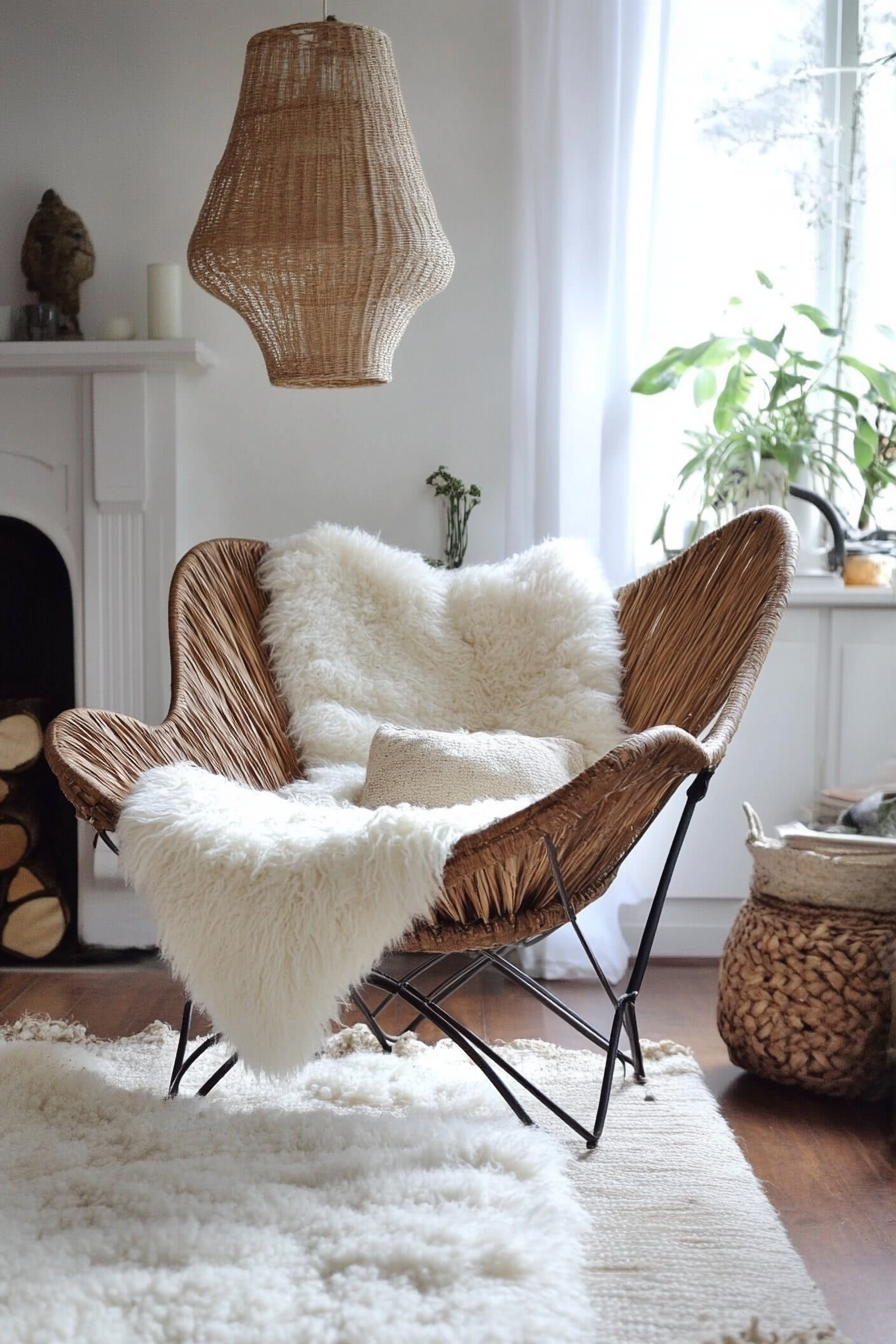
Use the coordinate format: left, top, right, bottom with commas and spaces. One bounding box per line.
21, 189, 96, 339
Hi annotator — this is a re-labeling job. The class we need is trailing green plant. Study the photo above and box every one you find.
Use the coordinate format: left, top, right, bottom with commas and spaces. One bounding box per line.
426, 466, 481, 569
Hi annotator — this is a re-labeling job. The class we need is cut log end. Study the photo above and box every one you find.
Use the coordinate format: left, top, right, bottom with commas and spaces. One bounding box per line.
6, 866, 45, 902
0, 710, 43, 773
1, 894, 68, 959
2, 861, 70, 959
0, 782, 40, 871
0, 822, 30, 871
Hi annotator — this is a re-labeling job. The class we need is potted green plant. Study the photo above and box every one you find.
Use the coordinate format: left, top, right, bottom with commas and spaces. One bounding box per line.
836, 354, 896, 530
632, 274, 896, 563
631, 277, 847, 550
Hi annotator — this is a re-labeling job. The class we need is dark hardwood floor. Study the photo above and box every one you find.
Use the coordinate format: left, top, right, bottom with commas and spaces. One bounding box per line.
0, 957, 892, 1344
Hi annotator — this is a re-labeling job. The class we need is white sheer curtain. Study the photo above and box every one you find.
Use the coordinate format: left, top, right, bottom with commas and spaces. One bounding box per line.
508, 0, 669, 980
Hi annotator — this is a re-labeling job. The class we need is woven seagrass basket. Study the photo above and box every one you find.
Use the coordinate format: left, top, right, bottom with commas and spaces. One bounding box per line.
718, 804, 896, 1100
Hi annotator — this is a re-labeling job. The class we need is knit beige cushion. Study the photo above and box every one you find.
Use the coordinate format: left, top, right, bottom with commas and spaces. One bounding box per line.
359, 725, 586, 810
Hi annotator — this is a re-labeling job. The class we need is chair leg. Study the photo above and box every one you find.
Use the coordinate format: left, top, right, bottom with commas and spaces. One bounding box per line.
360, 766, 716, 1148
161, 767, 715, 1133
394, 952, 494, 1035
196, 1051, 239, 1097
168, 1030, 227, 1097
591, 991, 638, 1146
367, 969, 542, 1132
167, 999, 194, 1096
623, 999, 645, 1082
354, 952, 493, 1043
625, 768, 714, 1001
349, 986, 394, 1052
481, 949, 634, 1066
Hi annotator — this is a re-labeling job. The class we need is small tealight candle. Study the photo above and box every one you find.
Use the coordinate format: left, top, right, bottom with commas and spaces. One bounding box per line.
104, 316, 135, 341
147, 263, 183, 339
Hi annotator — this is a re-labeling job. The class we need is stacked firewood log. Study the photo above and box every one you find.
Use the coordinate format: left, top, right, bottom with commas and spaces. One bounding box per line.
0, 699, 70, 958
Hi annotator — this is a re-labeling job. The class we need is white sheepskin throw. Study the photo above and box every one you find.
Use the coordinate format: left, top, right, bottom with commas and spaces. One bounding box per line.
118, 526, 627, 1076
258, 522, 627, 770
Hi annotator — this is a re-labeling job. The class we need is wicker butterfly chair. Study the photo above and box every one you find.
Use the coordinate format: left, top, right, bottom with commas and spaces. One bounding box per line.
45, 506, 797, 1145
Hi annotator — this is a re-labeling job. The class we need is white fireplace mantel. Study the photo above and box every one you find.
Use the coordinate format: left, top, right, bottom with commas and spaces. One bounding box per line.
0, 338, 216, 948
0, 339, 216, 720
0, 338, 216, 376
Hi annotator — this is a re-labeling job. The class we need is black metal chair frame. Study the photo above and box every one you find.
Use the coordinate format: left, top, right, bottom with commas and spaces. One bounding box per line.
148, 765, 713, 1149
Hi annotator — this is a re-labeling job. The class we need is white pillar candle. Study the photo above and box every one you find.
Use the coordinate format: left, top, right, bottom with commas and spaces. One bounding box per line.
104, 316, 135, 341
147, 263, 183, 339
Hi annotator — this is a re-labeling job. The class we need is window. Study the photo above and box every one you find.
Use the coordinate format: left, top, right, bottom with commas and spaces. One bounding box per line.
632, 0, 896, 566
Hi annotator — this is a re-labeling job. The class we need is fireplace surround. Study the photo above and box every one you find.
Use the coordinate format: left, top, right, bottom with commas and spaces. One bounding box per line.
0, 339, 215, 950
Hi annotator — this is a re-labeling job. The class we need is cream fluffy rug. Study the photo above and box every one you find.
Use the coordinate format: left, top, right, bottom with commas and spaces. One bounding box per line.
0, 1018, 848, 1344
117, 526, 628, 1075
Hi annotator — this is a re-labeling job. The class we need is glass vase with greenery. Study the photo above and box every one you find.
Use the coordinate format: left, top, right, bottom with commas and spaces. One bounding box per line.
426, 466, 481, 569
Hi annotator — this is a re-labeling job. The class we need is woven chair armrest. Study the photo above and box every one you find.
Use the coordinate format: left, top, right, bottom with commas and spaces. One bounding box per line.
45, 538, 304, 835
47, 697, 303, 836
698, 711, 748, 769
45, 709, 203, 834
443, 724, 711, 885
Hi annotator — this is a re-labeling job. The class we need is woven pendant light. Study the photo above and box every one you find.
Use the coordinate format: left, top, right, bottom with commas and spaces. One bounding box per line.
188, 19, 454, 387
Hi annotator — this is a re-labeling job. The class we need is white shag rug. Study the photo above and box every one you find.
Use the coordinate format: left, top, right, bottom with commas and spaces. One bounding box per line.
117, 525, 629, 1075
0, 1018, 849, 1344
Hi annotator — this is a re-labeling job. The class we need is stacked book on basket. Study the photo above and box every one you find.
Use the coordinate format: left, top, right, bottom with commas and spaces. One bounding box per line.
776, 784, 896, 852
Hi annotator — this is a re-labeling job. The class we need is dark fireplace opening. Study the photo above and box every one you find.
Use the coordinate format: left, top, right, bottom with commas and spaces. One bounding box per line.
0, 515, 78, 962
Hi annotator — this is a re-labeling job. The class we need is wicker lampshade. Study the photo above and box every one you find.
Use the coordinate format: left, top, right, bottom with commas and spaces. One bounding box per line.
188, 19, 454, 387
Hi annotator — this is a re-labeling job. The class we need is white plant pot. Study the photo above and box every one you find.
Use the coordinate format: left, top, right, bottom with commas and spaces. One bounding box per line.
661, 462, 833, 573
741, 462, 830, 577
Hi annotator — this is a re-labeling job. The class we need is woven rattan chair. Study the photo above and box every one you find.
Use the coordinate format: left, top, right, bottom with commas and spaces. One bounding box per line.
46, 506, 798, 1145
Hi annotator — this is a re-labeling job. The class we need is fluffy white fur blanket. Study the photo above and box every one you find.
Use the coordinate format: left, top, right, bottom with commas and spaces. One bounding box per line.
118, 525, 627, 1074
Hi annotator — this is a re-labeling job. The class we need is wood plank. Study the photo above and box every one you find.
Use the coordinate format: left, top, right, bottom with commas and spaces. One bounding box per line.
0, 969, 38, 1014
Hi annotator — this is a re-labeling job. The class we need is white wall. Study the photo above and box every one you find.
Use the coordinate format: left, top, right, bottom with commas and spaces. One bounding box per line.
0, 0, 512, 563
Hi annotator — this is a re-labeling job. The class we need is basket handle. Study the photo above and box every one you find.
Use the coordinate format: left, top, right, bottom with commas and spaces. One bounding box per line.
742, 800, 766, 845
